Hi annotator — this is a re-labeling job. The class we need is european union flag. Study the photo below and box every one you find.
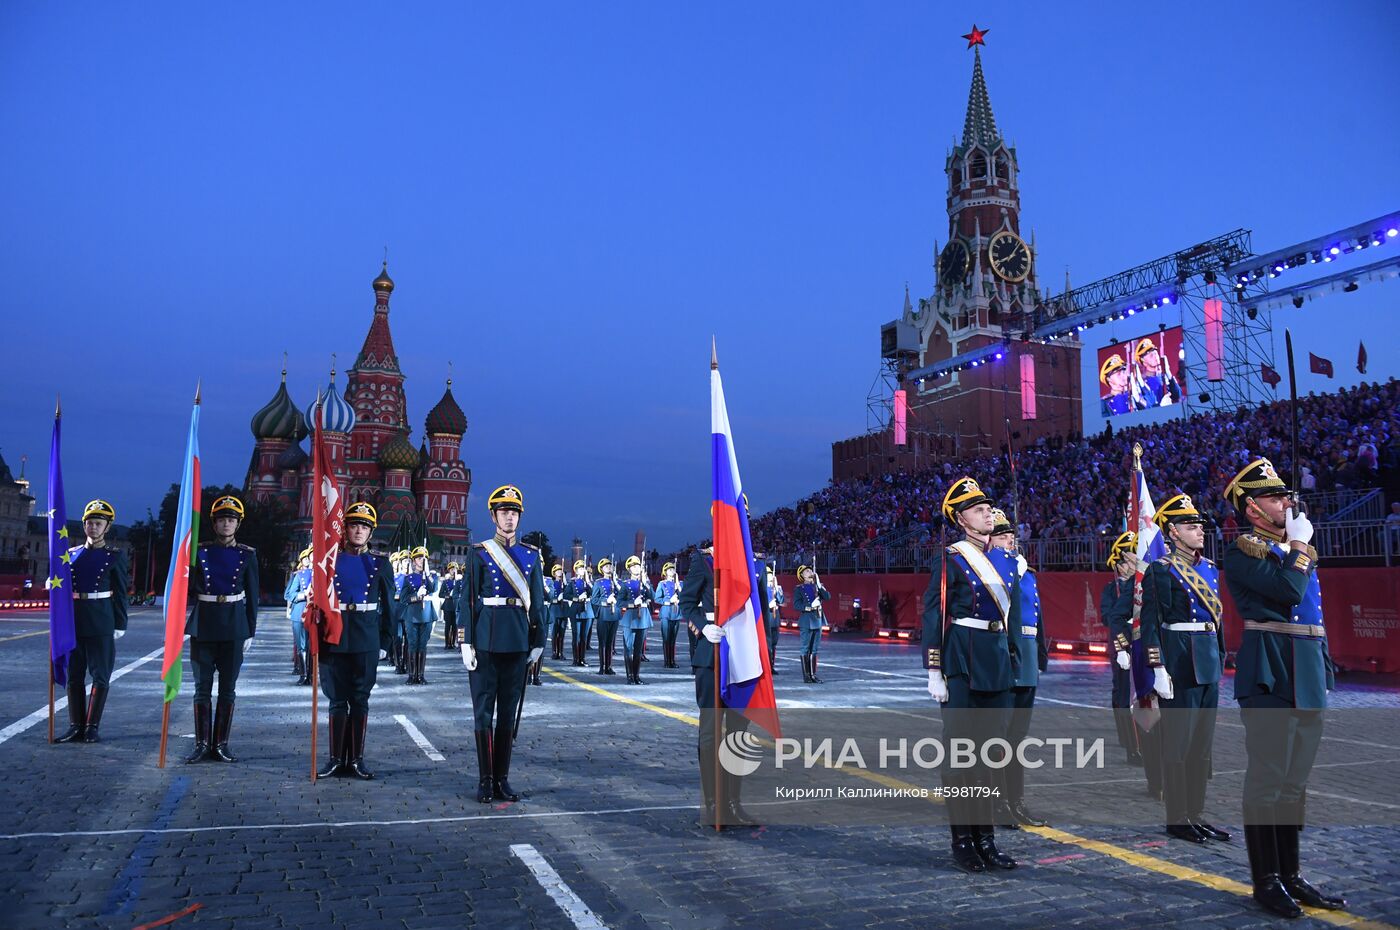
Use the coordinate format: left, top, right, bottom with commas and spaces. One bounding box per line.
48, 403, 77, 686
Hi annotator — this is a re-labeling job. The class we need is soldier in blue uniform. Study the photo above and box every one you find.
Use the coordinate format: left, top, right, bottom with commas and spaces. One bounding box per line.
399, 546, 441, 685
762, 563, 784, 675
392, 550, 412, 675
1099, 355, 1134, 417
565, 560, 593, 667
545, 564, 569, 661
441, 562, 462, 651
618, 555, 654, 685
679, 546, 758, 828
1139, 493, 1230, 844
656, 562, 684, 668
793, 565, 830, 683
922, 477, 1020, 873
1133, 337, 1179, 408
184, 495, 259, 764
285, 546, 313, 686
1222, 458, 1346, 917
55, 499, 130, 744
589, 558, 621, 676
458, 484, 546, 803
317, 502, 395, 780
988, 509, 1048, 829
1101, 532, 1143, 766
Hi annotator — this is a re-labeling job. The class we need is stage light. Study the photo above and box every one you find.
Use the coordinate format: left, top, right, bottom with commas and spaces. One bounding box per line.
1273, 263, 1284, 273
1204, 270, 1216, 285
1356, 236, 1369, 249
1198, 391, 1211, 403
1125, 308, 1136, 317
1330, 246, 1341, 255
1344, 281, 1359, 292
1372, 232, 1384, 246
1247, 307, 1258, 319
994, 352, 1004, 360
1388, 228, 1398, 238
1162, 294, 1175, 305
1323, 254, 1333, 262
1292, 296, 1304, 308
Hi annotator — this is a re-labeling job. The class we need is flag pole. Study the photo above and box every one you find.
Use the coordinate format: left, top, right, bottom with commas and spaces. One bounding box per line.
158, 701, 170, 768
48, 395, 59, 744
310, 641, 319, 784
711, 337, 722, 832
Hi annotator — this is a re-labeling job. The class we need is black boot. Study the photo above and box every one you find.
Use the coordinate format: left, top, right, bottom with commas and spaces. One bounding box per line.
993, 797, 1021, 830
211, 701, 237, 763
418, 650, 430, 686
1165, 762, 1206, 843
947, 797, 986, 872
769, 646, 779, 675
395, 641, 408, 675
1245, 805, 1303, 918
1277, 804, 1346, 910
318, 711, 348, 778
633, 652, 645, 686
800, 655, 813, 683
82, 684, 108, 743
55, 678, 87, 743
1009, 799, 1048, 828
184, 701, 212, 763
492, 726, 520, 801
1186, 755, 1228, 840
297, 651, 312, 686
346, 712, 374, 779
531, 659, 542, 687
474, 730, 494, 803
810, 655, 823, 683
293, 648, 305, 678
723, 775, 758, 826
973, 824, 1018, 869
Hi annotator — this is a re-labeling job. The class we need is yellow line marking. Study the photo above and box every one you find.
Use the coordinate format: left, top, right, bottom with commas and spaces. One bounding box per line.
0, 630, 48, 643
542, 665, 1395, 929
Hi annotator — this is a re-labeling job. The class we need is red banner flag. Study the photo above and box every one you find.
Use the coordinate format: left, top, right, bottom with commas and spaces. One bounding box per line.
1309, 353, 1334, 378
307, 396, 343, 651
1261, 364, 1281, 388
1358, 341, 1368, 375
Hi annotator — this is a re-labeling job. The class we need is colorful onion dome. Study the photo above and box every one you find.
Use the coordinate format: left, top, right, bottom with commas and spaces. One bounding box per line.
378, 432, 420, 470
277, 442, 307, 471
425, 379, 467, 435
250, 374, 299, 440
306, 376, 356, 434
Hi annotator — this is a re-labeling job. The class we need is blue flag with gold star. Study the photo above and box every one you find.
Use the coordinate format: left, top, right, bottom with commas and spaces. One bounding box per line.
48, 406, 77, 687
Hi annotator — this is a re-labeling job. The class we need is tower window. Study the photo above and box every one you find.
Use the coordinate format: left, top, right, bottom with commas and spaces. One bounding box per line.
995, 153, 1009, 182
951, 166, 963, 189
969, 151, 987, 180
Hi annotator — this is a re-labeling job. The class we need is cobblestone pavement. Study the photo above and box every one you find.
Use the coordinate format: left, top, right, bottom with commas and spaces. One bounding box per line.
2, 607, 1397, 929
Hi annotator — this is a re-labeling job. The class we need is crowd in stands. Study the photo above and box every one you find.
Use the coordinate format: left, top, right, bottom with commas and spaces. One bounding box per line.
750, 379, 1400, 556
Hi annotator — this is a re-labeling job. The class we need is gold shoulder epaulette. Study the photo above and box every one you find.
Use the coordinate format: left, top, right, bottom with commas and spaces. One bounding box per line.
472, 541, 486, 549
523, 542, 539, 552
1235, 535, 1269, 560
237, 543, 255, 551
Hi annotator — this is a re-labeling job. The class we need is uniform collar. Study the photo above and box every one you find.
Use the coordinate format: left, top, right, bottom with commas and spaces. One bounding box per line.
493, 532, 516, 548
1251, 522, 1286, 544
84, 540, 107, 549
345, 544, 368, 555
214, 536, 237, 547
1170, 546, 1204, 566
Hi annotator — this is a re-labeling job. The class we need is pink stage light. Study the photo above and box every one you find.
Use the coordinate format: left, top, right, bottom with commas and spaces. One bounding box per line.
1205, 298, 1225, 382
1019, 353, 1037, 420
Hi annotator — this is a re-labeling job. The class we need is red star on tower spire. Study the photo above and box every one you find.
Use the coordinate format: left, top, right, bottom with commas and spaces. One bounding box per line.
962, 24, 988, 49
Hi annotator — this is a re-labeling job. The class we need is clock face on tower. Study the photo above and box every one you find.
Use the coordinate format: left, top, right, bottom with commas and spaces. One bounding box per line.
987, 230, 1031, 283
939, 239, 970, 287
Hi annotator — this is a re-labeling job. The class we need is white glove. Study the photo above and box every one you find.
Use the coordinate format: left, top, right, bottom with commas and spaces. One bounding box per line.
670, 596, 679, 606
1116, 650, 1131, 670
242, 638, 253, 655
1153, 666, 1174, 700
379, 649, 388, 661
1285, 507, 1314, 545
113, 629, 126, 640
702, 623, 726, 644
1016, 554, 1028, 575
927, 670, 948, 703
417, 586, 427, 598
633, 597, 643, 607
528, 647, 543, 665
461, 644, 478, 671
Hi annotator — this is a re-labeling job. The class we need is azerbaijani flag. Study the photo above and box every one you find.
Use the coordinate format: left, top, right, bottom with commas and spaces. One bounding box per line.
47, 400, 77, 687
1127, 450, 1166, 714
160, 389, 202, 704
711, 343, 780, 738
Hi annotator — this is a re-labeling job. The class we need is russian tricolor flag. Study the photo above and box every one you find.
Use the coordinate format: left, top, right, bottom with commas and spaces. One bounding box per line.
1128, 459, 1166, 709
711, 346, 781, 738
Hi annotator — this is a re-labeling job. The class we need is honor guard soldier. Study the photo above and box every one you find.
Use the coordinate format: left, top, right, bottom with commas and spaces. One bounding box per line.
458, 485, 546, 803
1102, 533, 1144, 766
56, 499, 130, 744
441, 562, 462, 651
590, 558, 621, 676
565, 560, 593, 666
679, 546, 758, 828
392, 551, 412, 675
618, 556, 654, 685
285, 546, 313, 686
399, 547, 441, 685
793, 566, 830, 683
1223, 458, 1346, 917
1139, 493, 1229, 845
988, 509, 1048, 829
656, 562, 684, 668
318, 502, 395, 780
545, 564, 569, 661
763, 563, 784, 675
185, 495, 259, 764
922, 477, 1020, 873
1100, 355, 1134, 417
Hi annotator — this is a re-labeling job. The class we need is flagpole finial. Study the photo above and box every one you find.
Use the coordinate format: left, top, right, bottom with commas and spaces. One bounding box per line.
1132, 442, 1142, 466
281, 351, 288, 381
711, 337, 718, 370
194, 380, 202, 405
54, 395, 61, 418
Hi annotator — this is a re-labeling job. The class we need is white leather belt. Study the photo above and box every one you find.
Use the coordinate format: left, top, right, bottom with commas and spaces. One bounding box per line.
953, 617, 1004, 632
1165, 622, 1215, 632
343, 603, 378, 613
75, 591, 112, 600
1020, 625, 1038, 637
1245, 620, 1326, 638
197, 593, 245, 603
483, 597, 523, 607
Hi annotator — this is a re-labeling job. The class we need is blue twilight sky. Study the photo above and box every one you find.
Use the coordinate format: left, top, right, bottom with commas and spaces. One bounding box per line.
3, 2, 1398, 553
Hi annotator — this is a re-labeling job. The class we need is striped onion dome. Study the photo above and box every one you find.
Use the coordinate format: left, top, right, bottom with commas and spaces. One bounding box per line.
378, 432, 420, 470
305, 378, 357, 435
425, 379, 467, 436
250, 375, 299, 440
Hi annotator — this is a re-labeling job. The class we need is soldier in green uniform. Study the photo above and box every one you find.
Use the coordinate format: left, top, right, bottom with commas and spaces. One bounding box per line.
1101, 532, 1144, 766
1222, 458, 1346, 917
185, 495, 259, 763
55, 499, 130, 744
923, 477, 1019, 873
1139, 494, 1229, 844
458, 485, 546, 803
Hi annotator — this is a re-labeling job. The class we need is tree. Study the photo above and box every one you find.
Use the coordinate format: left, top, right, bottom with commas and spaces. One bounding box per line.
152, 483, 295, 603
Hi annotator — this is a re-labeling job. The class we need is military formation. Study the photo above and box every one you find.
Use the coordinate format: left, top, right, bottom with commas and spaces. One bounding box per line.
48, 455, 1348, 920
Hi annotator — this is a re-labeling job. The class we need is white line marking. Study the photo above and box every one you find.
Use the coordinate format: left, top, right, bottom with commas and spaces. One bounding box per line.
394, 714, 446, 761
0, 645, 164, 747
0, 802, 703, 840
510, 843, 608, 930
